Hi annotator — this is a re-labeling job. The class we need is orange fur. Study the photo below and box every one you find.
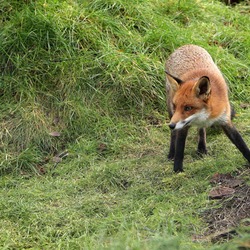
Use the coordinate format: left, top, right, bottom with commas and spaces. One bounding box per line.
166, 45, 231, 127
166, 45, 250, 172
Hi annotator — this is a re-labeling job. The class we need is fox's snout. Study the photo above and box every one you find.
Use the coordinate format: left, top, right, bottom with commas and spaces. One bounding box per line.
169, 120, 189, 130
169, 123, 176, 130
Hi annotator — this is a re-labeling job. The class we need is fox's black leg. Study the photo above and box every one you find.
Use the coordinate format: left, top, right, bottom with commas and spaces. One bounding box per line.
174, 127, 189, 172
222, 124, 250, 162
230, 103, 236, 120
168, 130, 177, 160
197, 128, 207, 156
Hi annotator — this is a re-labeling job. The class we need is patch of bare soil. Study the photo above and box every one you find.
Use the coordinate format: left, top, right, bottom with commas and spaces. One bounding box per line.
194, 170, 250, 243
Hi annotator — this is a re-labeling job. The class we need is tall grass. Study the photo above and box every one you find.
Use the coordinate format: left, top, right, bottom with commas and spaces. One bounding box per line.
0, 1, 250, 249
0, 0, 249, 171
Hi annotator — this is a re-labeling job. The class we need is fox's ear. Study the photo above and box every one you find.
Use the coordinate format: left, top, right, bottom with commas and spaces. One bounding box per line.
194, 76, 211, 101
165, 71, 183, 93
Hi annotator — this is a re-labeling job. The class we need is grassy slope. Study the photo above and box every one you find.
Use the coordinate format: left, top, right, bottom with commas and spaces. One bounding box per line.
0, 0, 250, 249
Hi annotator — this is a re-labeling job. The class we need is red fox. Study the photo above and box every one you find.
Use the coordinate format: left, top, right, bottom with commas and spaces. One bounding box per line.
165, 44, 250, 172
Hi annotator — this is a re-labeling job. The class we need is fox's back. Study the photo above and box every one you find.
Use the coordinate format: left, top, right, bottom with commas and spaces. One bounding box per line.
166, 45, 222, 80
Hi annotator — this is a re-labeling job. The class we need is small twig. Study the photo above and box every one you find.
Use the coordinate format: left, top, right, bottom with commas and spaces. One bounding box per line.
52, 150, 69, 168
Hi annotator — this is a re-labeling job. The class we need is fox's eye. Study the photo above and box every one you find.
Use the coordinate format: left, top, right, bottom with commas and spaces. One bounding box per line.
184, 106, 193, 111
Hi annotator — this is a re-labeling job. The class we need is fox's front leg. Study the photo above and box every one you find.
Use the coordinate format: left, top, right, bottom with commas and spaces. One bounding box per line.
173, 127, 189, 172
168, 130, 177, 160
197, 128, 207, 156
222, 124, 250, 163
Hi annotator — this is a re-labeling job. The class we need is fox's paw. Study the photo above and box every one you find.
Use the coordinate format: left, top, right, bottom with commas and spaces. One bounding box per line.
167, 153, 175, 161
197, 148, 207, 157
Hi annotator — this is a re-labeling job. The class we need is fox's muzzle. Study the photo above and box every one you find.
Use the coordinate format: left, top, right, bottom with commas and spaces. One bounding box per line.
169, 120, 191, 130
169, 123, 176, 130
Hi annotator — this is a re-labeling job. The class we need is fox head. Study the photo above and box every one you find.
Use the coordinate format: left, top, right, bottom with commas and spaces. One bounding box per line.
166, 72, 211, 130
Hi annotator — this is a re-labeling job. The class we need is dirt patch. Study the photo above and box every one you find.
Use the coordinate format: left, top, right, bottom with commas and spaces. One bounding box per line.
195, 170, 250, 243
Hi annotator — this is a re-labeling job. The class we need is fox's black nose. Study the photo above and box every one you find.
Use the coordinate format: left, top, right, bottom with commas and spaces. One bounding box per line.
169, 123, 176, 130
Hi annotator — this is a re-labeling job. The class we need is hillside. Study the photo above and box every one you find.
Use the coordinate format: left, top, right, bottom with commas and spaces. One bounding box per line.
0, 0, 250, 249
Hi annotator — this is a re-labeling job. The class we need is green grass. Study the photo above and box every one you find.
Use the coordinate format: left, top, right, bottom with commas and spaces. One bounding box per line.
0, 0, 250, 249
